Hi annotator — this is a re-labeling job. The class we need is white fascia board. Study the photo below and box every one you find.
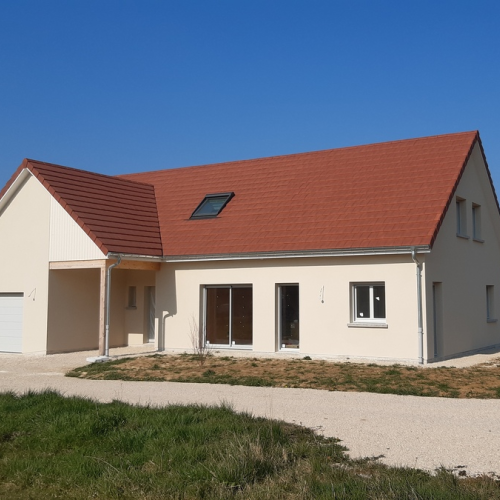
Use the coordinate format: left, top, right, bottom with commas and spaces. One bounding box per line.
0, 168, 32, 212
163, 245, 431, 263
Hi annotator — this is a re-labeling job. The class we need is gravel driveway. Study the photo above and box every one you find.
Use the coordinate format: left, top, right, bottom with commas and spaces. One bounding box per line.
1, 347, 499, 478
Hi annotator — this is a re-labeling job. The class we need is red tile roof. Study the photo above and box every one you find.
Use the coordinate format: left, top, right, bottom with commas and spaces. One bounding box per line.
0, 159, 162, 256
1, 131, 490, 258
121, 131, 484, 257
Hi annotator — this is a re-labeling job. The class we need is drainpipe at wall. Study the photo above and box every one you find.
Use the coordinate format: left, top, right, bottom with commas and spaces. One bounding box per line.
411, 248, 424, 365
104, 255, 122, 358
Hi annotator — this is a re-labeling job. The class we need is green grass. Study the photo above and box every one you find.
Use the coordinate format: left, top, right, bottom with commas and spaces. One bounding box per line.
0, 391, 499, 499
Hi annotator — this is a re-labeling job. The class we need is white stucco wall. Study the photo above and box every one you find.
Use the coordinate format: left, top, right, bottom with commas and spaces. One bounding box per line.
0, 174, 51, 353
157, 254, 421, 362
425, 143, 500, 360
49, 197, 105, 261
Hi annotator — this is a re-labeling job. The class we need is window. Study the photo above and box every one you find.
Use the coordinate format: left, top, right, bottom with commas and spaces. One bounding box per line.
127, 286, 137, 309
204, 285, 252, 347
456, 197, 468, 237
144, 286, 156, 342
486, 285, 497, 322
472, 203, 483, 241
190, 192, 234, 219
352, 283, 386, 323
278, 285, 299, 349
432, 282, 443, 358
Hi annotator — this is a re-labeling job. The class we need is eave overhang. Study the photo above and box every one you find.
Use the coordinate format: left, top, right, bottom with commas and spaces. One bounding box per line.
162, 245, 431, 263
0, 168, 32, 213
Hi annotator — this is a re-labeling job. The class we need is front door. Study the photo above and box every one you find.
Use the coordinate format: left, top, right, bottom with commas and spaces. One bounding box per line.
279, 285, 299, 349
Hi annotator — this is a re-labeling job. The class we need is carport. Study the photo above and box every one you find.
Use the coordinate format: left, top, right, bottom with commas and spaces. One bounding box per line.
47, 258, 159, 354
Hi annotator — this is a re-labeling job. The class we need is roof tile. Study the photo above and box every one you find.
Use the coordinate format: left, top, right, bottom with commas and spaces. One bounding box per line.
1, 131, 489, 258
19, 160, 162, 256
121, 131, 481, 256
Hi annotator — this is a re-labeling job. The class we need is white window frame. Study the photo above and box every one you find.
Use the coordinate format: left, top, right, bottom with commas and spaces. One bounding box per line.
351, 282, 386, 325
277, 283, 300, 351
202, 284, 253, 349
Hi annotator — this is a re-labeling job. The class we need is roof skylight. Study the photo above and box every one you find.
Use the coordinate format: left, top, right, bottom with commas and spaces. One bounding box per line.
190, 192, 234, 219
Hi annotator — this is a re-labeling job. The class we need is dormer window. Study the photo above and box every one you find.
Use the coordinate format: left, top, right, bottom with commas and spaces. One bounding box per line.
190, 192, 234, 219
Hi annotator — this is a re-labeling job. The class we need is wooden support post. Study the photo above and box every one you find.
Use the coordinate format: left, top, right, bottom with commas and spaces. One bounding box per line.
98, 263, 107, 356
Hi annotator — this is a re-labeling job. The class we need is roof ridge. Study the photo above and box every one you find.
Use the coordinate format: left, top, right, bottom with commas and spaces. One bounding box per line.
26, 159, 155, 189
118, 130, 478, 178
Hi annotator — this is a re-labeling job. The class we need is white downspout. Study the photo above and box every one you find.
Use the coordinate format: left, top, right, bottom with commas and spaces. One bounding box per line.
411, 248, 424, 365
104, 255, 122, 358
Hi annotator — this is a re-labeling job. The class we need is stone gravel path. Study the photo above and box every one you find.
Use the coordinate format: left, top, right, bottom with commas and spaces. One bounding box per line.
1, 347, 499, 478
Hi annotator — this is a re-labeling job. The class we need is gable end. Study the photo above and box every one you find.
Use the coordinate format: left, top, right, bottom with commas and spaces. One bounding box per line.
428, 132, 500, 248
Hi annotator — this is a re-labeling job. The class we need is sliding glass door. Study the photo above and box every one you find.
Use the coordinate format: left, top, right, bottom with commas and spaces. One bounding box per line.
204, 286, 252, 347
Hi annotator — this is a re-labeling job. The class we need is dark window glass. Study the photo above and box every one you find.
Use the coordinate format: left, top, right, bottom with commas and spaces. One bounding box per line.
231, 288, 253, 345
356, 286, 370, 319
205, 286, 253, 346
191, 192, 234, 219
280, 285, 299, 349
206, 288, 229, 344
373, 285, 386, 319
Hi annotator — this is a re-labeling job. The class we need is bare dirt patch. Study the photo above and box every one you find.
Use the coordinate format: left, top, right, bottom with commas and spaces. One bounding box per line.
68, 353, 500, 398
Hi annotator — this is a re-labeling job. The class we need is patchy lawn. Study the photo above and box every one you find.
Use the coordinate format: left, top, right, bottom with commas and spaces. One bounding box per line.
2, 391, 499, 499
67, 353, 500, 398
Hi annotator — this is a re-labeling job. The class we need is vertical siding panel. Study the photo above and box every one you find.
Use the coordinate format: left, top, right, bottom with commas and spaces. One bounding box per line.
49, 197, 105, 261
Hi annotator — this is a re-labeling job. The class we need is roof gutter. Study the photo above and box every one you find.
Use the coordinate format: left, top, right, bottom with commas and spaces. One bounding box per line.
107, 252, 163, 262
164, 245, 431, 263
411, 248, 424, 365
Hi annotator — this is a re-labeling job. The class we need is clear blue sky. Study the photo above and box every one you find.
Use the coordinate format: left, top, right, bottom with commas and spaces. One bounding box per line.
1, 1, 500, 191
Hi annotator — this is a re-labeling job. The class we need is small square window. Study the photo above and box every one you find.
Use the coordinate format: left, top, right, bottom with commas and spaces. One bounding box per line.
352, 283, 386, 323
127, 286, 137, 309
190, 192, 234, 219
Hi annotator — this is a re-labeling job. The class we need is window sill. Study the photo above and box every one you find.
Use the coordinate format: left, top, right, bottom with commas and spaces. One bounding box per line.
456, 233, 470, 240
473, 238, 485, 243
347, 322, 388, 329
487, 318, 498, 323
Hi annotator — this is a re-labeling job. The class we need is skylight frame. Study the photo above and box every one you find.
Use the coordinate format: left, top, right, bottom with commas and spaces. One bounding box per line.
190, 192, 235, 219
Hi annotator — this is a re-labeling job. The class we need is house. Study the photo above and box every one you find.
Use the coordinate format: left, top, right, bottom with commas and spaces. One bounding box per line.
1, 130, 499, 363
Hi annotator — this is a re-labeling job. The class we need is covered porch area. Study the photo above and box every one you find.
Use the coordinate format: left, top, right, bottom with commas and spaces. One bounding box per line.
46, 258, 160, 354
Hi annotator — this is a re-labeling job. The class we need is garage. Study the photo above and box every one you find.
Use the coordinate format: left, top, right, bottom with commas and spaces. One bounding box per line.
0, 293, 23, 352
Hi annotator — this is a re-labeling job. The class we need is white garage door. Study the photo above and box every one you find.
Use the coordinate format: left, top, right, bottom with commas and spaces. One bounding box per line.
0, 293, 24, 353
